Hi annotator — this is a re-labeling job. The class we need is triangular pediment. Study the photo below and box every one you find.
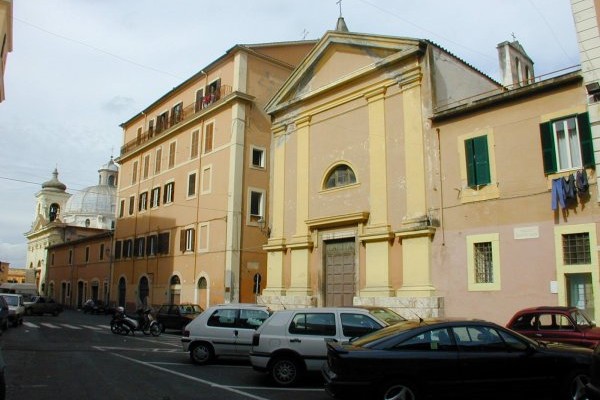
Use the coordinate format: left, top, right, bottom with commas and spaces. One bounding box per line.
266, 31, 423, 114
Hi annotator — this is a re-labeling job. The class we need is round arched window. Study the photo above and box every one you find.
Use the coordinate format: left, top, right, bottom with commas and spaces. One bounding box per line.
324, 164, 356, 189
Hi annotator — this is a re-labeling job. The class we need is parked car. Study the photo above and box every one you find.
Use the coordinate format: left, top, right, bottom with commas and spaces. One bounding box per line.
0, 347, 5, 400
157, 304, 203, 332
0, 294, 24, 326
249, 306, 405, 386
182, 303, 271, 365
0, 296, 8, 332
322, 319, 592, 400
507, 306, 600, 348
24, 296, 63, 316
587, 343, 600, 399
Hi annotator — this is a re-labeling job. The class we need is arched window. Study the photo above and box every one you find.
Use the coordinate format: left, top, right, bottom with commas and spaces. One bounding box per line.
169, 275, 181, 304
138, 276, 149, 306
118, 277, 126, 307
198, 277, 207, 289
49, 203, 60, 222
324, 164, 356, 189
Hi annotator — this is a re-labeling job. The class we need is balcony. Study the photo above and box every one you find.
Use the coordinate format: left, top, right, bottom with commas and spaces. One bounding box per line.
120, 85, 232, 156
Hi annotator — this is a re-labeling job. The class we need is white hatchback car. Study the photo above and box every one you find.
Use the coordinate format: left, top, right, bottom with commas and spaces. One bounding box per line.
0, 293, 25, 327
181, 303, 271, 365
249, 306, 405, 386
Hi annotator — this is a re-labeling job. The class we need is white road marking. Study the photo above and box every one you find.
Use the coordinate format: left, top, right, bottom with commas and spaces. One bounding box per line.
61, 324, 82, 330
40, 323, 60, 329
22, 322, 39, 328
82, 325, 103, 330
95, 347, 270, 400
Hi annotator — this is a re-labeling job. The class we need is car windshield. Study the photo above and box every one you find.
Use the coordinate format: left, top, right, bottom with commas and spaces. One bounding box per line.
179, 305, 203, 314
368, 308, 406, 326
570, 309, 594, 327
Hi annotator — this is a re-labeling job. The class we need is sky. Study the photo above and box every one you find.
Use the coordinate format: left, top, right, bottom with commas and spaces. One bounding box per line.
0, 0, 582, 268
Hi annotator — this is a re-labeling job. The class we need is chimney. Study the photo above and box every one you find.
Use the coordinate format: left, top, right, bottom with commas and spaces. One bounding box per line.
497, 40, 534, 88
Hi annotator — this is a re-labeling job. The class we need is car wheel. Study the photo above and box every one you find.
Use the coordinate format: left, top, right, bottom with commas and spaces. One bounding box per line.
190, 342, 213, 365
270, 357, 301, 386
563, 369, 589, 400
381, 380, 418, 400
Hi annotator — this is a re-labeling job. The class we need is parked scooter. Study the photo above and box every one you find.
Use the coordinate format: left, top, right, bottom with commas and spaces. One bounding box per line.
110, 307, 162, 336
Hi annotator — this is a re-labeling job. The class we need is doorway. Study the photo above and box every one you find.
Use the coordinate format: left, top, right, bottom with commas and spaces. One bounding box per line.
324, 239, 356, 307
566, 273, 594, 318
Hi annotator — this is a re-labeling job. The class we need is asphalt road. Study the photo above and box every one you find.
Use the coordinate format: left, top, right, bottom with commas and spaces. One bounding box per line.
1, 310, 330, 400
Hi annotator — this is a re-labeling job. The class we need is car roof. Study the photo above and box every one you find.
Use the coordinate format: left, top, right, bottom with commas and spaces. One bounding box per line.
515, 306, 579, 314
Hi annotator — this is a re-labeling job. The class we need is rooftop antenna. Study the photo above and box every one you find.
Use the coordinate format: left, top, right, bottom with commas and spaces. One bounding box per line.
511, 32, 517, 41
301, 29, 309, 40
337, 0, 343, 17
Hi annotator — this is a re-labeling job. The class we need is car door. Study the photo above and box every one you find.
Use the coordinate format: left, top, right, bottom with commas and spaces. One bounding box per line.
287, 312, 337, 371
205, 308, 239, 357
454, 324, 554, 397
234, 308, 270, 355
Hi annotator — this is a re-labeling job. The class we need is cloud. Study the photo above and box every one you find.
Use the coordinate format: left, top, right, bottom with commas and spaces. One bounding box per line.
0, 241, 27, 268
102, 95, 135, 113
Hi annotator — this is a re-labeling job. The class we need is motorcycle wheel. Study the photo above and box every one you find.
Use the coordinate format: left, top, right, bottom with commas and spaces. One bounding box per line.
142, 324, 151, 335
110, 321, 119, 334
150, 323, 162, 337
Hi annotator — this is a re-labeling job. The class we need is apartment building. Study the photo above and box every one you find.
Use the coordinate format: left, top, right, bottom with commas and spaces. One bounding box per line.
113, 40, 315, 310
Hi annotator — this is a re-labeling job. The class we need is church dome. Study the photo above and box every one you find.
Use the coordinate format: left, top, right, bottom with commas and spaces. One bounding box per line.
63, 184, 116, 217
42, 169, 67, 191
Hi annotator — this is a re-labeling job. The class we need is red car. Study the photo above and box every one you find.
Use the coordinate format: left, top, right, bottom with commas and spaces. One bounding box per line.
507, 306, 600, 348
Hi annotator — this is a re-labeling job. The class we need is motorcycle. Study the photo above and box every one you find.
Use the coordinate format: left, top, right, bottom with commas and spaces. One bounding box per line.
110, 307, 162, 336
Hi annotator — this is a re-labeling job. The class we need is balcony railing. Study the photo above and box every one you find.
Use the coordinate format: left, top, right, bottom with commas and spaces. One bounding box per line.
120, 85, 233, 156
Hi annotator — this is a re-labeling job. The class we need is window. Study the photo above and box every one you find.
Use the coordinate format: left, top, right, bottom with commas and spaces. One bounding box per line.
164, 182, 174, 204
180, 228, 195, 252
99, 244, 105, 260
393, 328, 454, 351
85, 247, 90, 263
464, 136, 490, 188
563, 233, 591, 265
143, 155, 150, 180
135, 237, 145, 258
204, 123, 214, 153
540, 113, 594, 174
158, 232, 170, 254
131, 161, 138, 185
340, 313, 381, 338
207, 308, 237, 328
155, 148, 162, 174
474, 242, 493, 283
128, 196, 135, 215
68, 250, 73, 264
188, 172, 197, 197
198, 223, 209, 252
239, 309, 270, 329
249, 190, 264, 222
151, 187, 161, 208
123, 239, 133, 258
168, 141, 176, 169
119, 199, 125, 218
201, 166, 212, 194
451, 326, 507, 352
139, 192, 148, 212
289, 313, 336, 336
171, 102, 183, 126
191, 130, 200, 159
195, 88, 204, 112
324, 164, 356, 189
148, 119, 155, 137
51, 252, 55, 266
251, 147, 265, 168
114, 241, 122, 260
156, 111, 168, 134
467, 233, 500, 291
146, 235, 158, 256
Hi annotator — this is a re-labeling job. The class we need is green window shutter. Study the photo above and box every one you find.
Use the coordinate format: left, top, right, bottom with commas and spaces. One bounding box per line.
578, 112, 595, 167
539, 121, 557, 174
465, 139, 476, 187
473, 136, 491, 185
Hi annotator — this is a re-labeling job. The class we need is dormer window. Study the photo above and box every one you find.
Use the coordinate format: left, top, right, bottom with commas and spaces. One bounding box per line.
324, 164, 357, 189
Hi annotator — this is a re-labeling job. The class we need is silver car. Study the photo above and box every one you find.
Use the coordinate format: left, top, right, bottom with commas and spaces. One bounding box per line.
181, 303, 270, 365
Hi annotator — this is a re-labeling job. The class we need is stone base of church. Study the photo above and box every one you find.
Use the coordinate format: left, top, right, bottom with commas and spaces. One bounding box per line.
353, 295, 444, 319
258, 294, 317, 311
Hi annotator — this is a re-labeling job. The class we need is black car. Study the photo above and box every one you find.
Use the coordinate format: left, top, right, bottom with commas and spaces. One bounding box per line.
586, 344, 600, 399
156, 304, 203, 332
322, 319, 592, 400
